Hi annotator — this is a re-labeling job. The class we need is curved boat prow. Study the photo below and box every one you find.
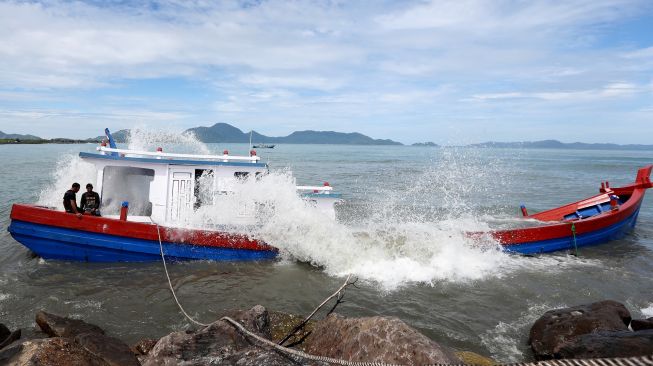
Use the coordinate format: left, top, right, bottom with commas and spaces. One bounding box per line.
482, 164, 653, 255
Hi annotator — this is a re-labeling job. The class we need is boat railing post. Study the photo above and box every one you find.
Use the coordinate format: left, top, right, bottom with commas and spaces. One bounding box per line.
120, 201, 129, 221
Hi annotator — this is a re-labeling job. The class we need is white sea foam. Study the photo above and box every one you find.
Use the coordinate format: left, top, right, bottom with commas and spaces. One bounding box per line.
642, 304, 653, 317
480, 302, 566, 362
35, 128, 596, 290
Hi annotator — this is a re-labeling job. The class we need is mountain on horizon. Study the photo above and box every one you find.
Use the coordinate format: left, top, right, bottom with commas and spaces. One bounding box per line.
470, 139, 653, 151
184, 123, 403, 145
0, 130, 42, 140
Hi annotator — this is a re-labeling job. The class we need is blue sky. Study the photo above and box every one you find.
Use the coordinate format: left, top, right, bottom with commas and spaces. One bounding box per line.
0, 0, 652, 144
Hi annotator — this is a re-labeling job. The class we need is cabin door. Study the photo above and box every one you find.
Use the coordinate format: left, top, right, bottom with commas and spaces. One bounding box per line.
167, 169, 195, 223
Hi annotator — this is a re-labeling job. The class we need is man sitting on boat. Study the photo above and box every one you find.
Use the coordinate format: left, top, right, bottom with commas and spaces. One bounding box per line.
80, 183, 101, 216
63, 183, 83, 218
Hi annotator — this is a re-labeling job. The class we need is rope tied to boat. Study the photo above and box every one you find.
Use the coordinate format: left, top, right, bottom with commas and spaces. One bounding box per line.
570, 222, 578, 256
150, 219, 652, 366
151, 219, 209, 327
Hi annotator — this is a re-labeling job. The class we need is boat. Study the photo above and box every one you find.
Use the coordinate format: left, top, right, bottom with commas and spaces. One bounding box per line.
252, 144, 275, 149
471, 165, 653, 254
7, 129, 341, 262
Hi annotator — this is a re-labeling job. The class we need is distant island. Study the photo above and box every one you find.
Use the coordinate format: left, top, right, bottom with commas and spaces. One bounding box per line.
412, 142, 438, 147
3, 124, 653, 150
469, 140, 653, 151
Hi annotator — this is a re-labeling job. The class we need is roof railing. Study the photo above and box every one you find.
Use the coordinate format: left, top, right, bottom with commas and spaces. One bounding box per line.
96, 146, 261, 162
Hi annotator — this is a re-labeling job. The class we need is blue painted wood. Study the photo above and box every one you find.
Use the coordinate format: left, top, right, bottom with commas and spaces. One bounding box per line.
8, 220, 277, 262
504, 208, 640, 255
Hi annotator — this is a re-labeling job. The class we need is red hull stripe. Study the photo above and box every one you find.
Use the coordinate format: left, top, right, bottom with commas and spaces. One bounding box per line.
10, 204, 275, 252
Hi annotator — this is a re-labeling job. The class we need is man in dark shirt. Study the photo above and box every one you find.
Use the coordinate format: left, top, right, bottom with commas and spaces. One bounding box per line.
80, 183, 101, 216
63, 183, 82, 217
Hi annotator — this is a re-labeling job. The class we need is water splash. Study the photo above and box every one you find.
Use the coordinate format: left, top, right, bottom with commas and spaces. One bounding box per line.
33, 129, 595, 290
126, 126, 210, 155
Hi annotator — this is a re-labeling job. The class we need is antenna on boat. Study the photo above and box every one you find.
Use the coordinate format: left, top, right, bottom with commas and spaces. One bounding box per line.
249, 130, 252, 150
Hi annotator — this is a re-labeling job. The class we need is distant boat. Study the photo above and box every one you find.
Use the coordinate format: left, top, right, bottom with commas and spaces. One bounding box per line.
252, 144, 275, 149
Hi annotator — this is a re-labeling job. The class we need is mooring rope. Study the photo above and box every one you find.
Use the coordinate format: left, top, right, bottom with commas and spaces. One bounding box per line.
151, 220, 652, 366
152, 220, 209, 327
570, 222, 579, 256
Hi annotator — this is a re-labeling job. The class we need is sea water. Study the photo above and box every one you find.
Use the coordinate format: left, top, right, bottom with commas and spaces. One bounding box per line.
1, 131, 652, 362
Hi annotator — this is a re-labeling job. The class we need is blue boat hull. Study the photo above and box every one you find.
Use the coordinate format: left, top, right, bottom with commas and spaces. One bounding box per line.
8, 220, 278, 262
503, 208, 640, 255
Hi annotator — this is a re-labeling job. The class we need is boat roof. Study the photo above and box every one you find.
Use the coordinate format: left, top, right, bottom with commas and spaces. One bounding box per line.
80, 146, 267, 168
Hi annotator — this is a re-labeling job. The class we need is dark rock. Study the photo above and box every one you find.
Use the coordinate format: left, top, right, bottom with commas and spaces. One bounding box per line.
304, 313, 461, 365
0, 324, 10, 344
36, 310, 105, 338
75, 332, 140, 366
632, 318, 653, 331
131, 338, 158, 355
529, 300, 631, 359
556, 329, 653, 359
141, 305, 282, 365
0, 329, 21, 350
0, 337, 109, 365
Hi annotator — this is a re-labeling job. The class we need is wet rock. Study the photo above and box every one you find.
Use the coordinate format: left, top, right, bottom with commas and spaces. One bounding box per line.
0, 337, 109, 365
141, 305, 281, 366
455, 351, 496, 366
556, 329, 653, 359
529, 300, 631, 359
132, 338, 158, 356
75, 332, 140, 366
631, 318, 653, 331
36, 310, 105, 338
0, 324, 10, 344
269, 310, 316, 348
0, 329, 21, 350
304, 313, 461, 365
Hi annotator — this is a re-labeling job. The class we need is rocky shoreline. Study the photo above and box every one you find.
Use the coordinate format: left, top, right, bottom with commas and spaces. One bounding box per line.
1, 300, 652, 365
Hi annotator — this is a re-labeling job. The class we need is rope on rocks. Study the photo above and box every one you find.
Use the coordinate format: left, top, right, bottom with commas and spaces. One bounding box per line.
221, 314, 653, 366
150, 220, 653, 366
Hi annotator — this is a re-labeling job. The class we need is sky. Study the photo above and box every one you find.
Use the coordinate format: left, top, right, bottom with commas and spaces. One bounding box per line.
0, 0, 652, 144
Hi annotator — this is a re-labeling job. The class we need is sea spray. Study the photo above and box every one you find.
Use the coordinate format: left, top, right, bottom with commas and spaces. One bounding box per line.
33, 128, 595, 290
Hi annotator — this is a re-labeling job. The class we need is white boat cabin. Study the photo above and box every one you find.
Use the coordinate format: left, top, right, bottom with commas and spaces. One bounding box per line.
79, 145, 341, 225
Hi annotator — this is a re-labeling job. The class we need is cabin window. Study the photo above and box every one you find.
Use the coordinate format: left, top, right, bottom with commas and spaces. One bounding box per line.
234, 172, 249, 180
234, 171, 263, 180
101, 166, 155, 216
194, 169, 214, 209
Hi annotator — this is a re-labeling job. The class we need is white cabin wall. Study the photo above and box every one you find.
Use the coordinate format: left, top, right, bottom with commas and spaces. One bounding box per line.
150, 165, 169, 222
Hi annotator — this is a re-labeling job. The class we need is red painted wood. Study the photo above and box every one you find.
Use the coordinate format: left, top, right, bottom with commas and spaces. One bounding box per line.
470, 165, 652, 246
10, 204, 275, 252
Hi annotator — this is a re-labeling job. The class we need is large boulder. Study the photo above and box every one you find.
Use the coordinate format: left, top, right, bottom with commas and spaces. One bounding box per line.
0, 338, 109, 365
75, 332, 140, 366
529, 300, 631, 359
556, 330, 653, 359
304, 313, 461, 365
631, 318, 653, 331
141, 305, 295, 366
36, 311, 105, 338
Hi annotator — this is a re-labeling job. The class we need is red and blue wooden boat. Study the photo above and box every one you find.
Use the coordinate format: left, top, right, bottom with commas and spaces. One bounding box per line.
478, 165, 653, 254
8, 204, 278, 261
